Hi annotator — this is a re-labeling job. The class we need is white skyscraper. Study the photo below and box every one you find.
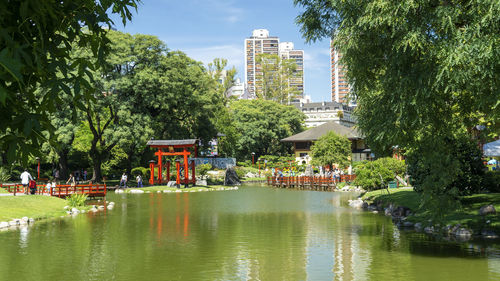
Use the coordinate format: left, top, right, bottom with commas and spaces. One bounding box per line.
245, 29, 304, 98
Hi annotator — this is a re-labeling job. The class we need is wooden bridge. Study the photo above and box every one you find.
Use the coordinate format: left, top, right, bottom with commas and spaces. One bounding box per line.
267, 175, 356, 191
0, 183, 107, 198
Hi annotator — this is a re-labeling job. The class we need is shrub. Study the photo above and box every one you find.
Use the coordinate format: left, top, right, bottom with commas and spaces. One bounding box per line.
234, 166, 246, 179
354, 158, 406, 191
407, 136, 484, 195
0, 167, 10, 183
483, 171, 500, 193
131, 167, 148, 177
66, 193, 88, 207
197, 163, 212, 178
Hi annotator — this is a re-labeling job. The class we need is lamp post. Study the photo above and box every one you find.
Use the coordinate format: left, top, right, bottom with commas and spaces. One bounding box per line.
36, 157, 40, 179
251, 152, 255, 165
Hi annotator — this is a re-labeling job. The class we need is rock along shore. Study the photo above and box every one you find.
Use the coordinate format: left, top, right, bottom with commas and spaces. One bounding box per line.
348, 198, 498, 241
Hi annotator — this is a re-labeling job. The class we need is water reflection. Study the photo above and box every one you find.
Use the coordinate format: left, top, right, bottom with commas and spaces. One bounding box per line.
0, 186, 499, 281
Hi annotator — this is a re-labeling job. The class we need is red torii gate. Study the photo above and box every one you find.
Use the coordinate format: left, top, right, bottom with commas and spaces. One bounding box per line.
146, 139, 198, 187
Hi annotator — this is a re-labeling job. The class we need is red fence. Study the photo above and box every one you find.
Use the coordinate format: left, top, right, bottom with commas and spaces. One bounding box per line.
266, 175, 356, 191
0, 183, 106, 198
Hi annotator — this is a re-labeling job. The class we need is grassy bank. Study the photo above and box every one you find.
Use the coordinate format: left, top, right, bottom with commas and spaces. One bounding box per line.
0, 195, 67, 221
120, 185, 236, 193
241, 177, 267, 182
361, 188, 500, 233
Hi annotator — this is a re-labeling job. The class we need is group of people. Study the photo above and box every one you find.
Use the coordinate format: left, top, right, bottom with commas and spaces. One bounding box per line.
20, 169, 70, 195
54, 169, 87, 183
327, 167, 345, 180
119, 173, 143, 188
20, 168, 146, 194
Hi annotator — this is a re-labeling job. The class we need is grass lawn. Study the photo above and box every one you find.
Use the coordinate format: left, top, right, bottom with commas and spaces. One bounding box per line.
361, 188, 421, 210
0, 195, 67, 221
361, 188, 500, 232
120, 185, 236, 193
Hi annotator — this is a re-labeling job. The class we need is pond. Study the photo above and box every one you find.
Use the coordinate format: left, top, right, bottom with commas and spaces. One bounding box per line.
1, 185, 499, 280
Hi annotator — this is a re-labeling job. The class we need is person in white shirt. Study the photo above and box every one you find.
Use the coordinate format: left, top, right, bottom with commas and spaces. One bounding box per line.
20, 169, 33, 195
136, 175, 143, 188
20, 170, 33, 187
45, 181, 52, 194
119, 173, 128, 188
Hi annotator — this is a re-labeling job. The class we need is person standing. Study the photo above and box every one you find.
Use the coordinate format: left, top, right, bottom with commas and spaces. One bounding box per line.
83, 170, 87, 181
136, 174, 143, 188
66, 173, 76, 187
120, 173, 128, 188
20, 169, 33, 194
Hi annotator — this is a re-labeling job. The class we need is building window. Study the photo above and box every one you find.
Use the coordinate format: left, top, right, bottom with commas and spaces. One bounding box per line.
295, 142, 311, 150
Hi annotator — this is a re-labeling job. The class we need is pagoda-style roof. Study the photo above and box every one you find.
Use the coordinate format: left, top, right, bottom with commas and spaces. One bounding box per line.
281, 122, 363, 142
146, 139, 198, 147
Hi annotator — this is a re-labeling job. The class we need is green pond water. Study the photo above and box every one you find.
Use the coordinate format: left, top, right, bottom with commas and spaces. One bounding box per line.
1, 185, 500, 281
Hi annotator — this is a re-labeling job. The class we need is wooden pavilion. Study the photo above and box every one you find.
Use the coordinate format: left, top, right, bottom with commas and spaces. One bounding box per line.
146, 139, 198, 187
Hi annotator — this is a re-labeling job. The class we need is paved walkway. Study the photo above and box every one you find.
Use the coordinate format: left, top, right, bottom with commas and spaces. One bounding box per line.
0, 193, 26, 196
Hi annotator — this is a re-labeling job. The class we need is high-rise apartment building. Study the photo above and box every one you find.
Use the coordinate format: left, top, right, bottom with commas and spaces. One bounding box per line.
279, 42, 304, 97
331, 43, 351, 104
245, 29, 304, 98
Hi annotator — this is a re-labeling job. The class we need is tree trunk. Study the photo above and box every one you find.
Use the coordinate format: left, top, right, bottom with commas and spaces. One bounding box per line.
126, 153, 133, 176
58, 150, 70, 181
91, 156, 102, 183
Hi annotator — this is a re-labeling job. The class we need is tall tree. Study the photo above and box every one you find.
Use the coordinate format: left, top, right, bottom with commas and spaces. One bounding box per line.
295, 0, 500, 214
208, 58, 237, 104
0, 0, 139, 164
230, 100, 305, 160
310, 131, 351, 168
255, 54, 302, 104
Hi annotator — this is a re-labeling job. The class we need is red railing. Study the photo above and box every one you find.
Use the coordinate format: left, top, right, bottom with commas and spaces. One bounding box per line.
0, 183, 106, 198
266, 175, 356, 190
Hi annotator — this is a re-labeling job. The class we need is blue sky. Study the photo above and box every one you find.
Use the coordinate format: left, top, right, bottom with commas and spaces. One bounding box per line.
111, 0, 331, 102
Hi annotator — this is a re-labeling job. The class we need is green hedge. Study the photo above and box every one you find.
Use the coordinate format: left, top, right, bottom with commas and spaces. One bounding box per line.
354, 158, 406, 191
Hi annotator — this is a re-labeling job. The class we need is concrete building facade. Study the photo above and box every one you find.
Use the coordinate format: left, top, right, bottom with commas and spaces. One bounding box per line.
330, 43, 351, 105
245, 29, 304, 99
293, 101, 356, 128
279, 42, 304, 97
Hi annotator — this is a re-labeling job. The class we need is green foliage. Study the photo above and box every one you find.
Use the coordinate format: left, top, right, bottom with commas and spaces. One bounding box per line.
66, 193, 88, 208
255, 54, 302, 104
131, 167, 148, 176
294, 0, 499, 216
230, 99, 305, 160
483, 171, 500, 193
208, 58, 237, 105
0, 0, 138, 164
65, 30, 222, 181
354, 158, 405, 191
234, 167, 246, 179
197, 164, 213, 178
0, 167, 10, 183
310, 131, 351, 168
234, 166, 260, 179
407, 135, 484, 196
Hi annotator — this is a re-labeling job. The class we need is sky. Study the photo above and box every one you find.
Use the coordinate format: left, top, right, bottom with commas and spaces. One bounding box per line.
110, 0, 332, 102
